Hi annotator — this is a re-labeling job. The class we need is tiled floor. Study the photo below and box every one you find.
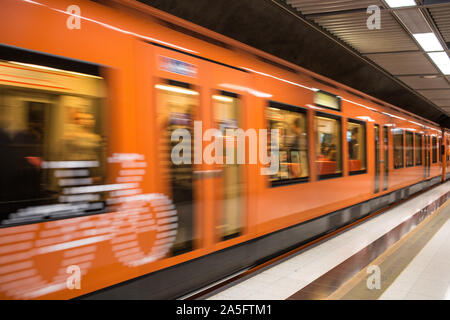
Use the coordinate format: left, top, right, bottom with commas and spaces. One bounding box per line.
379, 218, 450, 300
206, 181, 450, 300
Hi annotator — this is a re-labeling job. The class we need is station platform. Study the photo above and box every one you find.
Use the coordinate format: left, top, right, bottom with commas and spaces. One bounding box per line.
203, 181, 450, 300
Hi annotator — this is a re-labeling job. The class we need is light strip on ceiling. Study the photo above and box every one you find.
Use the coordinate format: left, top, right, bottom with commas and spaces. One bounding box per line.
427, 52, 450, 75
413, 33, 444, 52
385, 0, 416, 8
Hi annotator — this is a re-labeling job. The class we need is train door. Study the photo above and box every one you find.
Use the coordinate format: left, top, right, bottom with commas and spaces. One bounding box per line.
209, 66, 249, 243
383, 125, 389, 191
211, 91, 244, 241
374, 124, 380, 194
155, 78, 201, 256
425, 135, 430, 178
442, 134, 447, 182
145, 43, 211, 258
447, 134, 450, 180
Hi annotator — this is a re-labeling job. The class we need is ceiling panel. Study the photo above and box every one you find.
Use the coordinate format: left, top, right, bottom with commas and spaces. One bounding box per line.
315, 11, 419, 53
365, 52, 439, 75
394, 8, 432, 34
418, 89, 450, 100
432, 99, 450, 107
428, 4, 450, 44
286, 0, 382, 15
397, 76, 450, 89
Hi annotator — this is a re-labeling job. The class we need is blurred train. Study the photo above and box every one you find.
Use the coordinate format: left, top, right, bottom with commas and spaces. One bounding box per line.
0, 0, 449, 299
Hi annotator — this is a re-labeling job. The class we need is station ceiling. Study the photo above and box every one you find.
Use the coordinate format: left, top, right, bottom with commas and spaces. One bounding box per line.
138, 0, 450, 128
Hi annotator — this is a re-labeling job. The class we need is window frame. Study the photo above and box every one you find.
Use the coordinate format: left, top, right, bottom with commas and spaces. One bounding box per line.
393, 129, 405, 169
432, 136, 437, 163
415, 133, 423, 166
405, 131, 414, 168
315, 111, 343, 181
267, 101, 310, 188
347, 118, 367, 176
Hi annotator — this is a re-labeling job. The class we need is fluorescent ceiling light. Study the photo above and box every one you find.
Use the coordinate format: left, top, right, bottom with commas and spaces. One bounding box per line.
385, 0, 416, 8
155, 84, 199, 96
413, 33, 444, 52
427, 52, 450, 75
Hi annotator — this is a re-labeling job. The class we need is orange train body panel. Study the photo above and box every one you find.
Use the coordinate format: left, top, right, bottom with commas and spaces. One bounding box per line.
0, 0, 448, 299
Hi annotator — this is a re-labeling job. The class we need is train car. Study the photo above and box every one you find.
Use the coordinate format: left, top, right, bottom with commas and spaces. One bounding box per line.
0, 0, 448, 299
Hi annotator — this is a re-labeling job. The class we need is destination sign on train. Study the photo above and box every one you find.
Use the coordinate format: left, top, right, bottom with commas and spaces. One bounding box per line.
159, 56, 198, 78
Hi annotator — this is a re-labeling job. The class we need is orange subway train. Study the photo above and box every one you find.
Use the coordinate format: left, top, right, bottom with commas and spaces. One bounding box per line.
0, 0, 449, 299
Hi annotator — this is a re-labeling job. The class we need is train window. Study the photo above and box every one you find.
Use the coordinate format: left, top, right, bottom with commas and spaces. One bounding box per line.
393, 129, 404, 169
0, 60, 106, 225
267, 102, 309, 186
212, 91, 244, 240
415, 133, 423, 166
432, 136, 437, 163
439, 138, 442, 162
347, 120, 366, 175
315, 112, 342, 179
156, 80, 198, 256
405, 131, 414, 167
